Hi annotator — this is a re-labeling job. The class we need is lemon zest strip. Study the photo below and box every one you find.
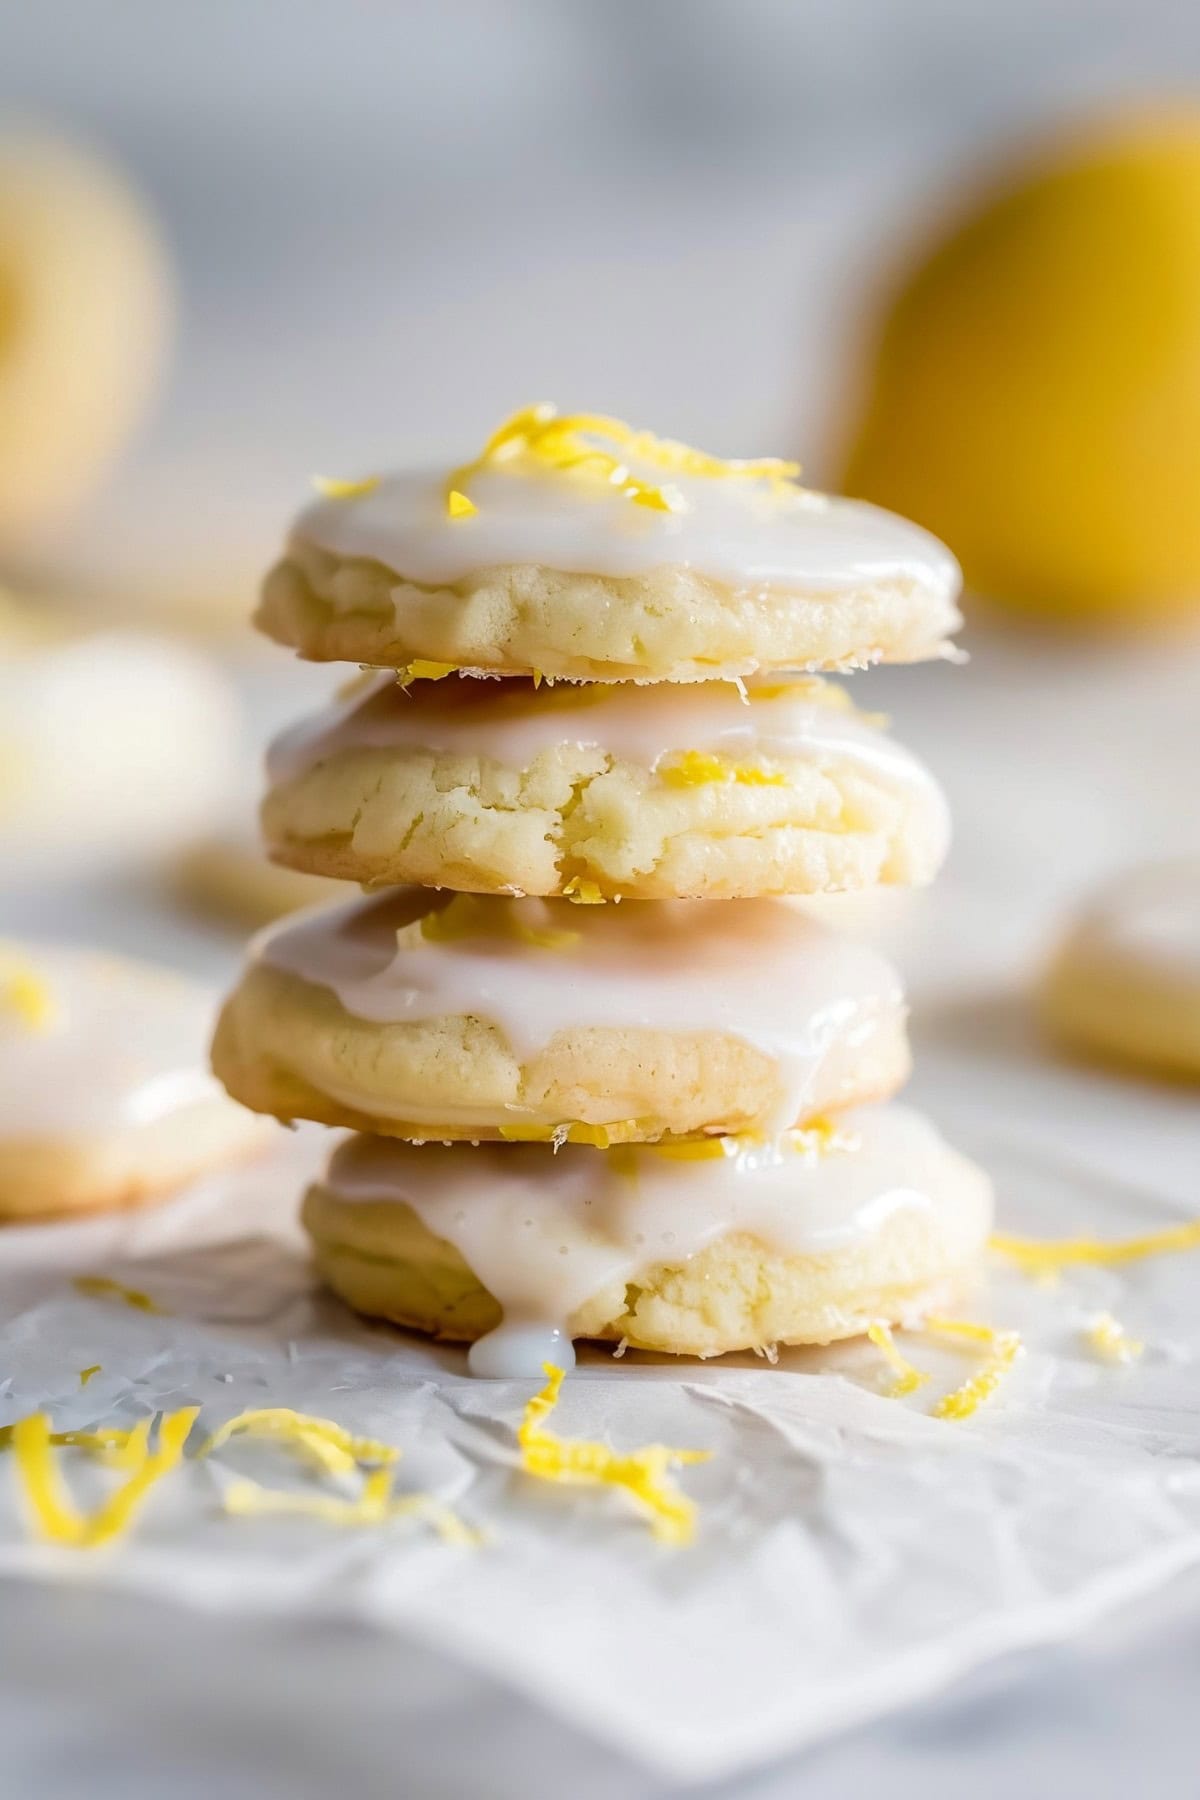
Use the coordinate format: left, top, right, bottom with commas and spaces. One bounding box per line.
196, 1408, 399, 1479
517, 1364, 709, 1546
562, 877, 607, 905
867, 1323, 930, 1398
658, 750, 788, 789
498, 1119, 640, 1149
0, 1421, 145, 1465
991, 1221, 1200, 1274
72, 1275, 164, 1314
78, 1365, 101, 1388
312, 474, 380, 500
419, 894, 579, 952
923, 1316, 1023, 1420
399, 660, 460, 686
1084, 1313, 1145, 1365
221, 1468, 477, 1545
10, 1408, 198, 1548
446, 404, 801, 519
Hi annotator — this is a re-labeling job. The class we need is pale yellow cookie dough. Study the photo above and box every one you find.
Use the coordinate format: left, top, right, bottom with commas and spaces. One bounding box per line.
262, 677, 948, 900
212, 889, 911, 1142
302, 1168, 988, 1359
1041, 860, 1200, 1081
258, 541, 959, 684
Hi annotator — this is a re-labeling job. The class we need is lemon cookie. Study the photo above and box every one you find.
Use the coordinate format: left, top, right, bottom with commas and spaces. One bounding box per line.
257, 406, 961, 682
0, 945, 272, 1221
302, 1105, 993, 1369
213, 887, 909, 1143
1041, 860, 1200, 1080
263, 671, 948, 899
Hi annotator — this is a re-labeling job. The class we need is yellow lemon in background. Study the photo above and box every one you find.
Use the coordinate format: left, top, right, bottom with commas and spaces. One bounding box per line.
842, 111, 1200, 628
0, 131, 172, 553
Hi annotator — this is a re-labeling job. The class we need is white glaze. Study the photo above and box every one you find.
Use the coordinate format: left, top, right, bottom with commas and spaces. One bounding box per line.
1067, 860, 1200, 982
291, 459, 960, 599
320, 1105, 992, 1376
253, 888, 905, 1130
0, 946, 226, 1138
468, 1324, 576, 1379
266, 672, 946, 822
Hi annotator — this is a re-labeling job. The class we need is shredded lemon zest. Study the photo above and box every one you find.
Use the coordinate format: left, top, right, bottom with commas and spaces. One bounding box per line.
658, 750, 787, 789
399, 660, 460, 685
991, 1221, 1200, 1274
72, 1275, 163, 1314
923, 1316, 1023, 1420
78, 1365, 101, 1388
0, 953, 56, 1032
56, 1425, 149, 1467
1084, 1313, 1145, 1365
419, 894, 579, 952
222, 1468, 476, 1545
517, 1364, 708, 1545
446, 404, 801, 520
639, 1118, 852, 1165
499, 1118, 641, 1149
10, 1407, 197, 1548
562, 877, 608, 905
867, 1323, 930, 1397
196, 1408, 400, 1479
790, 1115, 860, 1157
312, 474, 380, 500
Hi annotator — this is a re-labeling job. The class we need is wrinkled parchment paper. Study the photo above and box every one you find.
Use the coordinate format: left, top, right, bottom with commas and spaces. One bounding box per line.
2, 1012, 1199, 1784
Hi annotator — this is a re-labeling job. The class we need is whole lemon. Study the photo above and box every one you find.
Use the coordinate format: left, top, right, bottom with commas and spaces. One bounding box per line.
0, 132, 172, 552
842, 112, 1200, 627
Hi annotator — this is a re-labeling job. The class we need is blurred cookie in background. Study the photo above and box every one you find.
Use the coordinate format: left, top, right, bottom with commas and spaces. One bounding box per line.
0, 130, 171, 554
172, 831, 347, 931
0, 591, 239, 882
1041, 860, 1200, 1081
0, 942, 272, 1221
842, 108, 1200, 632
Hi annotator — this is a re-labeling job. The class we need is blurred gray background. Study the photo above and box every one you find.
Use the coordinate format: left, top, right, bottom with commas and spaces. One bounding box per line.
8, 0, 1200, 607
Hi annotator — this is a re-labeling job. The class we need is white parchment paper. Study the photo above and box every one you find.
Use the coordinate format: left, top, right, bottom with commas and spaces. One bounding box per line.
2, 1017, 1199, 1784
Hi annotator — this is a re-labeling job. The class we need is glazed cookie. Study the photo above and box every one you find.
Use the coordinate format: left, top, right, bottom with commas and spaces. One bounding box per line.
213, 887, 909, 1142
1041, 860, 1200, 1080
0, 944, 272, 1221
257, 407, 961, 682
263, 672, 949, 899
302, 1106, 994, 1368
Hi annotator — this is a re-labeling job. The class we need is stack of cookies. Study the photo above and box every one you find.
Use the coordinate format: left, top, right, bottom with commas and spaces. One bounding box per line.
214, 407, 992, 1376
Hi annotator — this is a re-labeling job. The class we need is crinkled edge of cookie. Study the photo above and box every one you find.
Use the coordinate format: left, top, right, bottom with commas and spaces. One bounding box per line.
261, 740, 948, 899
257, 540, 962, 681
302, 1188, 986, 1357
